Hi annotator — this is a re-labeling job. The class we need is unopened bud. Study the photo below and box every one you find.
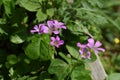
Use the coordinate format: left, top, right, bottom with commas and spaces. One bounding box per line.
67, 54, 71, 58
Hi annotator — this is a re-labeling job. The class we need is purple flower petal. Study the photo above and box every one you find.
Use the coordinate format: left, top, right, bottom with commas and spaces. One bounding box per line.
30, 30, 37, 34
39, 24, 44, 27
56, 36, 60, 41
87, 38, 94, 48
43, 27, 49, 33
39, 24, 47, 34
58, 22, 66, 29
39, 24, 49, 34
51, 37, 55, 41
47, 20, 54, 28
95, 41, 102, 47
34, 25, 39, 31
87, 52, 91, 59
30, 25, 39, 34
77, 42, 81, 47
50, 41, 55, 46
97, 48, 105, 52
61, 26, 66, 29
81, 44, 87, 48
53, 20, 59, 25
53, 20, 65, 28
59, 22, 64, 25
59, 40, 64, 45
77, 42, 87, 48
53, 30, 59, 34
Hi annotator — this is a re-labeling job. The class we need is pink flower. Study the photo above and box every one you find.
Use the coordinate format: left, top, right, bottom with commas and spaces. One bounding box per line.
44, 20, 66, 34
53, 20, 66, 29
30, 20, 67, 35
30, 24, 48, 34
77, 42, 91, 59
87, 38, 105, 54
50, 36, 64, 48
43, 20, 59, 34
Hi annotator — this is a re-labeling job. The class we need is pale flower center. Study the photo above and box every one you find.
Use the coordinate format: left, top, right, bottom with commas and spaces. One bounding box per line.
54, 41, 58, 45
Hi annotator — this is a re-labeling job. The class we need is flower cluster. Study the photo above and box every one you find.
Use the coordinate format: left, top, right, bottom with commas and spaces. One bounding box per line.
30, 20, 66, 48
77, 38, 105, 59
31, 20, 105, 59
30, 20, 66, 35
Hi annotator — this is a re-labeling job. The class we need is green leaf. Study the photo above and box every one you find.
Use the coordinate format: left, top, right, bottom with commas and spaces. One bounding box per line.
0, 0, 2, 7
0, 27, 7, 35
39, 0, 42, 3
48, 59, 71, 80
19, 0, 41, 11
87, 0, 103, 8
47, 8, 54, 17
39, 71, 51, 80
39, 40, 54, 60
71, 64, 92, 80
10, 35, 24, 44
67, 24, 83, 35
102, 14, 120, 30
90, 52, 97, 61
7, 55, 18, 65
66, 45, 80, 60
3, 0, 12, 16
9, 68, 14, 76
58, 52, 71, 64
115, 17, 120, 27
25, 35, 54, 60
36, 9, 47, 22
17, 76, 37, 80
106, 1, 120, 7
10, 28, 28, 44
75, 21, 93, 37
115, 55, 120, 66
82, 11, 108, 25
25, 38, 41, 59
15, 61, 31, 75
0, 18, 6, 24
107, 73, 120, 80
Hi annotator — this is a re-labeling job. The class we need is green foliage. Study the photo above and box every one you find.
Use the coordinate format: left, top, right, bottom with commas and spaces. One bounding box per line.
2, 0, 13, 16
71, 65, 92, 80
36, 9, 47, 22
107, 73, 120, 80
19, 0, 41, 12
0, 0, 120, 79
66, 45, 80, 60
7, 55, 18, 65
46, 8, 54, 17
25, 34, 54, 60
10, 35, 24, 44
48, 59, 71, 80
